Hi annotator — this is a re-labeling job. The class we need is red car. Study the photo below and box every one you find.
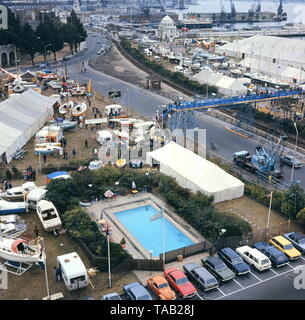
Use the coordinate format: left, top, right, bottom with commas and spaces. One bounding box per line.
164, 268, 197, 298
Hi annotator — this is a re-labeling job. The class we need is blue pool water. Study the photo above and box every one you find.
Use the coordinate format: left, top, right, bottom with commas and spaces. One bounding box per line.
114, 205, 194, 256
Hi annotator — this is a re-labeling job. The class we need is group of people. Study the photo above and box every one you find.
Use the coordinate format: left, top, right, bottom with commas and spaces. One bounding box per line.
23, 166, 36, 181
3, 180, 12, 191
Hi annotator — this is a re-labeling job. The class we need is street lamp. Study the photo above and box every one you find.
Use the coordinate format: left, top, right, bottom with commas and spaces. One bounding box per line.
149, 250, 153, 275
290, 122, 298, 185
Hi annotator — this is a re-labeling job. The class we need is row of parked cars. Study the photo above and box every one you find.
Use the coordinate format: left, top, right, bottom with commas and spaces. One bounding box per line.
101, 232, 305, 300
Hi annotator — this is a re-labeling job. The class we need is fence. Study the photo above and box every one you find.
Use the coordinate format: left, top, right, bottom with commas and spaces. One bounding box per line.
210, 223, 293, 255
77, 239, 164, 272
160, 241, 212, 264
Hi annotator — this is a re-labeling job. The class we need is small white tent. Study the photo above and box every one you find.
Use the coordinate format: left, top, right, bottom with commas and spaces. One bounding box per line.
146, 142, 244, 203
0, 89, 55, 163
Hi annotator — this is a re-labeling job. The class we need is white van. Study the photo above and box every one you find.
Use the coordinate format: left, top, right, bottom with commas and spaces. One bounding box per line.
26, 188, 47, 209
236, 245, 271, 271
57, 252, 89, 291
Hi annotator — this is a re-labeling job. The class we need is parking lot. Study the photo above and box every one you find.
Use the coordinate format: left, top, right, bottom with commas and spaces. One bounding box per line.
117, 256, 305, 301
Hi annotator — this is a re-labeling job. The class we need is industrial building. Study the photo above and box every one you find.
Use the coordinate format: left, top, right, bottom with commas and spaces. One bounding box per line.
215, 35, 305, 84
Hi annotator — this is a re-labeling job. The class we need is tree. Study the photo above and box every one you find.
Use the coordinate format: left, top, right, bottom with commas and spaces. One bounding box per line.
67, 10, 87, 52
281, 185, 305, 220
19, 23, 38, 65
62, 23, 78, 54
47, 18, 64, 61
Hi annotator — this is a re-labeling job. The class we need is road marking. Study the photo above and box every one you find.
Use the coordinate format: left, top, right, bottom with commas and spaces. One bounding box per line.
216, 287, 226, 296
196, 292, 204, 300
287, 263, 295, 269
216, 263, 305, 300
233, 278, 244, 288
249, 271, 263, 282
269, 268, 279, 276
300, 256, 305, 261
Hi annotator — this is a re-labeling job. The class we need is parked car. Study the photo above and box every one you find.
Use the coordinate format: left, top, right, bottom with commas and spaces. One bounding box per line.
280, 155, 302, 168
164, 268, 197, 298
283, 232, 305, 254
202, 257, 235, 282
269, 236, 301, 260
253, 242, 289, 268
147, 275, 176, 300
235, 245, 271, 271
218, 247, 251, 275
101, 292, 121, 300
183, 262, 219, 291
123, 282, 152, 300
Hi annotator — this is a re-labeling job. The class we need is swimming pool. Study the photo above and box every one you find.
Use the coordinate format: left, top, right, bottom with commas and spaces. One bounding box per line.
114, 205, 194, 256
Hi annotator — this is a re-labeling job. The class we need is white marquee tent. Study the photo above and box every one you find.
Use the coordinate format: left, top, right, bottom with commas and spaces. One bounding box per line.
192, 69, 250, 96
146, 142, 244, 203
0, 89, 56, 163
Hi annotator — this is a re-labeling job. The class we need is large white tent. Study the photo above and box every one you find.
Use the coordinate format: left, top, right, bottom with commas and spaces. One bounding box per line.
146, 142, 244, 203
0, 89, 56, 163
192, 69, 250, 96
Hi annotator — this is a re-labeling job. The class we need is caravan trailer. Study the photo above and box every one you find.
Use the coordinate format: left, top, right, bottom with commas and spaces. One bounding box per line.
57, 252, 89, 291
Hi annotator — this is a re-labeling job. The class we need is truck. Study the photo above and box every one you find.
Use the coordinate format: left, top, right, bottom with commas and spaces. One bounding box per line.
233, 149, 283, 179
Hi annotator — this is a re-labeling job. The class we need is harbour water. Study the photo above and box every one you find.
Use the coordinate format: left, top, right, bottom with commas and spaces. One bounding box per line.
170, 0, 305, 27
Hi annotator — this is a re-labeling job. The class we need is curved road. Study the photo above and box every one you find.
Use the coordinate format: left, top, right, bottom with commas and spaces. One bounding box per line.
26, 32, 304, 188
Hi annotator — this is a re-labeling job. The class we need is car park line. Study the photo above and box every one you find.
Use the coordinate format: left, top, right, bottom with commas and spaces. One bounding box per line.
216, 287, 226, 296
196, 292, 204, 300
268, 268, 279, 276
249, 271, 263, 282
287, 263, 295, 269
233, 278, 244, 288
215, 263, 305, 300
300, 256, 305, 262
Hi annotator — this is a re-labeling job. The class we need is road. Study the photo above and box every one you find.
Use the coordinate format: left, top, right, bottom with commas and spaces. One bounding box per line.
25, 31, 305, 300
66, 33, 305, 188
23, 31, 304, 187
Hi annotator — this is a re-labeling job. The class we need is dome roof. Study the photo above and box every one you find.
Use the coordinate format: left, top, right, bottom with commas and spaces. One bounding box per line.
160, 15, 174, 24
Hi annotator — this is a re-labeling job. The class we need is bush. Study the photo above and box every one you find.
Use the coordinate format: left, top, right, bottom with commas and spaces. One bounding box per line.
5, 169, 12, 180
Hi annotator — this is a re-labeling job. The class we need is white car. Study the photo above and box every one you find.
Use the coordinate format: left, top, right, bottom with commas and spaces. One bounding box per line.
235, 245, 271, 271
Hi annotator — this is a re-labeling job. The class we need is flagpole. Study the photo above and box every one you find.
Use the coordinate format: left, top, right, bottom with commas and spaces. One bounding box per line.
107, 233, 112, 288
162, 209, 165, 270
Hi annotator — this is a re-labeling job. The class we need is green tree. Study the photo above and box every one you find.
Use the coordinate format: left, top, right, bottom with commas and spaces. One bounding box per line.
19, 23, 38, 65
281, 185, 305, 220
62, 23, 78, 54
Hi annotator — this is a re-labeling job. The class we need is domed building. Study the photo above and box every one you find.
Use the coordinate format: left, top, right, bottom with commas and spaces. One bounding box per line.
157, 15, 179, 42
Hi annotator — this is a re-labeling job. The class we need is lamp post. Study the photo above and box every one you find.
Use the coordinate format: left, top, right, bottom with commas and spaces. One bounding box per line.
290, 122, 298, 185
149, 250, 153, 275
266, 191, 273, 237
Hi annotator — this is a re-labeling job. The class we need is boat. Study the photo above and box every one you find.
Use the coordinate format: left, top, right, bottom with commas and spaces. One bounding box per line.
177, 17, 213, 30
0, 237, 45, 267
0, 221, 27, 238
72, 102, 87, 117
0, 199, 29, 215
0, 182, 37, 201
12, 83, 24, 93
88, 160, 103, 171
116, 159, 126, 168
34, 144, 63, 155
0, 215, 20, 223
51, 119, 78, 130
59, 101, 73, 115
36, 200, 62, 232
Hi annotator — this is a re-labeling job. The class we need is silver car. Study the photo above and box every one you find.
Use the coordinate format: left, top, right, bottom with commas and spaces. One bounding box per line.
280, 155, 302, 168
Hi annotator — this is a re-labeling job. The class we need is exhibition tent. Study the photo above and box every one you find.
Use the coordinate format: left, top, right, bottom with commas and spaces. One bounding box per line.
146, 141, 244, 203
0, 89, 56, 163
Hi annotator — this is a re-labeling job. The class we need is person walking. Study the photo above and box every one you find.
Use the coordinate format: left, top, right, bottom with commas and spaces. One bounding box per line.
85, 140, 88, 148
34, 226, 39, 238
63, 138, 67, 148
72, 148, 76, 158
43, 154, 47, 163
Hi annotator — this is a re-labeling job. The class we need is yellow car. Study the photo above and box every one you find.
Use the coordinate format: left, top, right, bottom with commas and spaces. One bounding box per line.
269, 235, 301, 260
